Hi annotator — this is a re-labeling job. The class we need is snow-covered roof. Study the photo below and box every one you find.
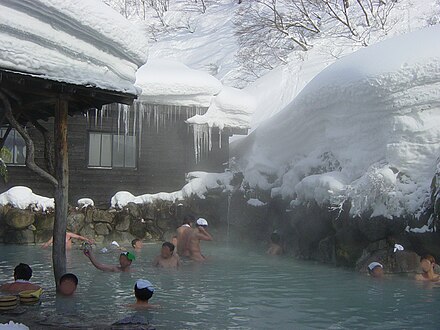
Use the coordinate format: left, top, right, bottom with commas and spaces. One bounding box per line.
0, 0, 148, 95
236, 25, 440, 218
186, 86, 255, 130
135, 59, 254, 130
135, 59, 222, 107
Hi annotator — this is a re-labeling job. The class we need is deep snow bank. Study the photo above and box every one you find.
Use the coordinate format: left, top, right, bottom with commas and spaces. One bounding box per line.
0, 0, 148, 94
236, 25, 440, 219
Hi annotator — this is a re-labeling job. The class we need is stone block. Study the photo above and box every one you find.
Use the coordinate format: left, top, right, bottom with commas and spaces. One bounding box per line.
5, 208, 35, 230
4, 229, 35, 244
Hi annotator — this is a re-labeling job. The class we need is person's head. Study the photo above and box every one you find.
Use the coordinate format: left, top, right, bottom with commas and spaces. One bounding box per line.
270, 232, 281, 245
420, 255, 436, 273
183, 214, 195, 225
367, 262, 384, 278
59, 273, 78, 296
161, 242, 175, 259
134, 279, 154, 302
196, 218, 208, 228
131, 239, 143, 250
14, 263, 32, 281
119, 251, 136, 268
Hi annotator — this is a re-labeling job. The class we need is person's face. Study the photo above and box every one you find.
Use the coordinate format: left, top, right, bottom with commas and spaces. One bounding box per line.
161, 246, 172, 259
119, 255, 132, 268
421, 259, 433, 273
59, 280, 77, 296
371, 266, 384, 278
134, 241, 143, 249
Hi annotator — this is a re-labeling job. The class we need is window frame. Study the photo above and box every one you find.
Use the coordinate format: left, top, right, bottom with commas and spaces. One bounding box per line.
0, 127, 27, 166
87, 130, 137, 170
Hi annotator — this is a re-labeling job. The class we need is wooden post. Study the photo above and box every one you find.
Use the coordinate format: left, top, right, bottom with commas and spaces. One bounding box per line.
52, 97, 69, 288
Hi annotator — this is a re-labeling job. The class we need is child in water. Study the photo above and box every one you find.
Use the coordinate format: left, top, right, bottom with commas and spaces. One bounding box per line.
127, 279, 159, 309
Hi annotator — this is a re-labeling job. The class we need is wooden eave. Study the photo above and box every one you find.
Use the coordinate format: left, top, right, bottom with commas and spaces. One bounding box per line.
0, 68, 137, 123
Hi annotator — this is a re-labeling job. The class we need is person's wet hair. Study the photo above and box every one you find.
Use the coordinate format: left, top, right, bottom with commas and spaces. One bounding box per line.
270, 233, 281, 244
183, 214, 195, 225
131, 238, 141, 248
134, 285, 154, 301
60, 273, 78, 286
162, 241, 175, 252
14, 263, 32, 281
421, 254, 436, 264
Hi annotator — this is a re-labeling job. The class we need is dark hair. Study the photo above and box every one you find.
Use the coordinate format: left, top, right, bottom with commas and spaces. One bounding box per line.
60, 273, 78, 286
270, 232, 281, 244
421, 254, 436, 264
134, 285, 154, 301
183, 214, 195, 225
131, 238, 141, 248
14, 263, 32, 281
162, 241, 175, 252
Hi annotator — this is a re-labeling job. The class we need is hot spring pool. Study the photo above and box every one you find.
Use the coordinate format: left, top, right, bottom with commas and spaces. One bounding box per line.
1, 242, 440, 329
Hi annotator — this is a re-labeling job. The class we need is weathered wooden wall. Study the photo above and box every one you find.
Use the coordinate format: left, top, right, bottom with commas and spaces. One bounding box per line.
1, 105, 230, 208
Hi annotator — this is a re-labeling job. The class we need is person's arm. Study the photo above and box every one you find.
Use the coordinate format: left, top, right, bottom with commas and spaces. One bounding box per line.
41, 237, 53, 248
197, 227, 213, 241
84, 250, 118, 272
176, 255, 181, 268
68, 232, 94, 244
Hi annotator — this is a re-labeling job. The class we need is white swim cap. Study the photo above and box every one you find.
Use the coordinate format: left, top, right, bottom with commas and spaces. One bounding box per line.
196, 218, 208, 226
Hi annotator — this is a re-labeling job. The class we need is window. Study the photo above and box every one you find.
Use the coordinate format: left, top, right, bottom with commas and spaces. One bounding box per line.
0, 128, 26, 165
88, 132, 136, 168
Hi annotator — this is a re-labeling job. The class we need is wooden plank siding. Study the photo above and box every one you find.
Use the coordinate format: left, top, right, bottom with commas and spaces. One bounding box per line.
1, 105, 230, 208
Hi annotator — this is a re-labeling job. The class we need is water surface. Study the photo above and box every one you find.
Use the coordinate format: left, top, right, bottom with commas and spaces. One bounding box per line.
0, 243, 439, 329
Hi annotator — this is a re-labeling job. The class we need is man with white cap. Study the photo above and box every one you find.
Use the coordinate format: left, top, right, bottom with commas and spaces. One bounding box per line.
367, 262, 384, 278
127, 279, 159, 309
188, 218, 213, 261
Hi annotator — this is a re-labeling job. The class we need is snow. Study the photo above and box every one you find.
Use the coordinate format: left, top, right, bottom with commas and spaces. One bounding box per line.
0, 187, 54, 211
0, 0, 148, 94
0, 321, 29, 330
111, 171, 233, 208
235, 25, 440, 218
186, 86, 255, 130
247, 198, 266, 207
77, 198, 94, 209
146, 1, 240, 86
135, 59, 222, 107
405, 225, 434, 234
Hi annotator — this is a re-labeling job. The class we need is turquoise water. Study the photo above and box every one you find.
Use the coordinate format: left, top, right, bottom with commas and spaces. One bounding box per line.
1, 242, 440, 329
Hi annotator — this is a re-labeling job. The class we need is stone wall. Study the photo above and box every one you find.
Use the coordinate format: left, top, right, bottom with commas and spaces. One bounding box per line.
2, 179, 440, 275
0, 201, 187, 245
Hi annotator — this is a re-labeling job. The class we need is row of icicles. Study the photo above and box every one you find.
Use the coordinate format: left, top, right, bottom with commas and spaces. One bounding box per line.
85, 102, 223, 163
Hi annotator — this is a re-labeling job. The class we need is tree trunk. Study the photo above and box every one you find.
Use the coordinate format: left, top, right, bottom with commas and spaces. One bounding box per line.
52, 97, 69, 288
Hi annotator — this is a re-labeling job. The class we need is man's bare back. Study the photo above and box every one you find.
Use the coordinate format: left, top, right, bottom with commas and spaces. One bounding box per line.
176, 224, 192, 257
188, 225, 212, 261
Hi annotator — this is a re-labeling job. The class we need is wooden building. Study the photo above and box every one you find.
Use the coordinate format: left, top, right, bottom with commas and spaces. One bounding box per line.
1, 102, 239, 207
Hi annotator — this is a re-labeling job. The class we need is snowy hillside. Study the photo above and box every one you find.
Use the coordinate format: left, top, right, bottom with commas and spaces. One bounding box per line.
234, 25, 440, 219
105, 0, 439, 130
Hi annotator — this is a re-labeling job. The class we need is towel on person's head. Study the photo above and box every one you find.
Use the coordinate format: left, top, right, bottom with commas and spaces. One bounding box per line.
121, 251, 136, 261
367, 262, 383, 271
135, 279, 154, 292
196, 218, 208, 226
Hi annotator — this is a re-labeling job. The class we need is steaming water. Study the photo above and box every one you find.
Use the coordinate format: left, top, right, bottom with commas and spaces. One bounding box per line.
1, 243, 440, 329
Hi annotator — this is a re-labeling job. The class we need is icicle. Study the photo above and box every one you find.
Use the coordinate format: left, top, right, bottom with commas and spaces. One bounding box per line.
208, 126, 212, 151
117, 105, 121, 138
219, 129, 222, 149
100, 107, 104, 129
94, 108, 98, 127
